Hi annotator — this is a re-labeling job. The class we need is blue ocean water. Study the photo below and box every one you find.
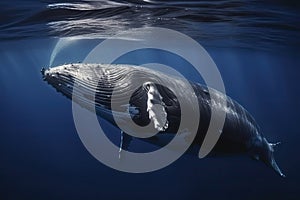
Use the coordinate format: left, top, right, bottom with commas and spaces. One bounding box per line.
1, 0, 300, 199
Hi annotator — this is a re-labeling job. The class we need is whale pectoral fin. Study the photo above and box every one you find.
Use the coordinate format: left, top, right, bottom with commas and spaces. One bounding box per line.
119, 131, 132, 159
147, 104, 169, 131
270, 142, 281, 149
178, 128, 193, 143
270, 157, 286, 178
145, 82, 168, 132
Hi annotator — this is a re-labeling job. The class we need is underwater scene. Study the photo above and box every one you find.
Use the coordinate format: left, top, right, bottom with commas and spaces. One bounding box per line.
1, 0, 300, 199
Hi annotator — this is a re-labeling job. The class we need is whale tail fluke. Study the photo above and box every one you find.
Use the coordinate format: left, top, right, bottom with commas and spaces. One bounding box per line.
250, 137, 285, 177
262, 139, 286, 177
269, 155, 286, 178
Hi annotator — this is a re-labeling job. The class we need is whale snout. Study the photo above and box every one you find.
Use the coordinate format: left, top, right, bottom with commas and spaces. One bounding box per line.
41, 67, 54, 80
41, 65, 76, 99
42, 68, 60, 82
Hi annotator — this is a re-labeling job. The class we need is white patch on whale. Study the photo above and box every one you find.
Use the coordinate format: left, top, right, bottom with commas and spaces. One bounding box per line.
144, 82, 168, 132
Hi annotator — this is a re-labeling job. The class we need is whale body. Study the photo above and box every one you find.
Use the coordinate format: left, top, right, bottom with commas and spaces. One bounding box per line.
41, 63, 285, 177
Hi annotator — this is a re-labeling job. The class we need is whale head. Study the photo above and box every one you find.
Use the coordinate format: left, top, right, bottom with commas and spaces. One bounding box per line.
41, 63, 164, 123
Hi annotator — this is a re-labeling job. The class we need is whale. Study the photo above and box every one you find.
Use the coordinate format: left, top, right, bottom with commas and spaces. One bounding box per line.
41, 63, 285, 177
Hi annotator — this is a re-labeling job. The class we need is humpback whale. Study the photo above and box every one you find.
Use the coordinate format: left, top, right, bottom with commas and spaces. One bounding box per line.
41, 63, 285, 177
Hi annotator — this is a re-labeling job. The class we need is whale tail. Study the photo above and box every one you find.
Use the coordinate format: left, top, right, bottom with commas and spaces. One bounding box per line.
260, 138, 285, 177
